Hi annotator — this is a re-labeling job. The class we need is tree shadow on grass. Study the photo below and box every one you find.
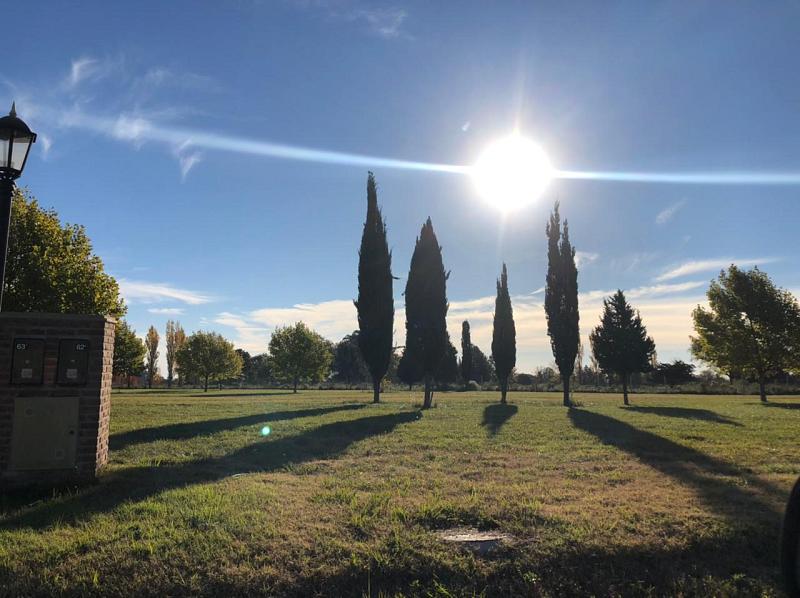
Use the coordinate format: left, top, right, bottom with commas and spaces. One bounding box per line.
481, 403, 518, 436
568, 409, 784, 523
3, 410, 421, 530
624, 405, 742, 426
185, 391, 298, 398
110, 403, 367, 451
760, 402, 800, 410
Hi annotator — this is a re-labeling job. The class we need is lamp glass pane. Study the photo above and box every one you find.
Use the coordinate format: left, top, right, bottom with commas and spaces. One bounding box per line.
10, 134, 33, 172
0, 131, 9, 170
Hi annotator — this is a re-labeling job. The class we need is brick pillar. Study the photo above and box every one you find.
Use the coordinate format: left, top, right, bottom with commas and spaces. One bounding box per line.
0, 313, 115, 486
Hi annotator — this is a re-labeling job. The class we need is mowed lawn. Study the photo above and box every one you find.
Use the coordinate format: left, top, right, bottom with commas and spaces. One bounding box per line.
2, 390, 799, 597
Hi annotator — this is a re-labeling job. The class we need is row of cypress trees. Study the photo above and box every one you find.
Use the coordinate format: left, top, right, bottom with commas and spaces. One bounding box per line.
355, 172, 656, 408
354, 172, 535, 408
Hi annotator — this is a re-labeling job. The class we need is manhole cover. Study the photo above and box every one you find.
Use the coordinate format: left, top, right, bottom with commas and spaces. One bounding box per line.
436, 527, 515, 555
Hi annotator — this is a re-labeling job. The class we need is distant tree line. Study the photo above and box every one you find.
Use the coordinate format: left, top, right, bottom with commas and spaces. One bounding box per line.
9, 182, 800, 403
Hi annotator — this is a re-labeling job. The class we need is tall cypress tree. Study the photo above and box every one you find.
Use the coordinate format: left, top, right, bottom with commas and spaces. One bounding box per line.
460, 320, 473, 385
545, 201, 580, 407
403, 217, 449, 408
492, 263, 516, 404
590, 290, 656, 405
355, 172, 394, 403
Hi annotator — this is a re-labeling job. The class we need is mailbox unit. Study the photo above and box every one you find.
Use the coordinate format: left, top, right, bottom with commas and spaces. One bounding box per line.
10, 338, 45, 385
0, 313, 115, 486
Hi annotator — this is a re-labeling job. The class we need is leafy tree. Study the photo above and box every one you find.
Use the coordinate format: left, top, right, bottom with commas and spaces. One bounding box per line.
435, 339, 459, 388
396, 349, 421, 390
176, 331, 242, 392
144, 325, 160, 388
165, 320, 186, 388
545, 201, 580, 407
574, 339, 585, 385
355, 172, 395, 403
590, 290, 656, 405
515, 372, 536, 386
333, 331, 369, 386
268, 322, 333, 393
113, 320, 146, 388
491, 264, 516, 403
4, 188, 125, 317
235, 349, 252, 385
253, 354, 275, 386
651, 359, 696, 386
471, 346, 495, 384
691, 265, 800, 402
460, 321, 473, 385
402, 218, 450, 408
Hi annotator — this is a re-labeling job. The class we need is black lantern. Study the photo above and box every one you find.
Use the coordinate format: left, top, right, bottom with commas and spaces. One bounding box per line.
0, 103, 37, 181
0, 102, 36, 310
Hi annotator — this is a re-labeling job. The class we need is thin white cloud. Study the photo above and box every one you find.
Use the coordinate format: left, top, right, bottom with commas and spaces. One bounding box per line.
656, 199, 687, 225
349, 7, 407, 38
119, 279, 213, 305
178, 150, 202, 180
580, 281, 706, 304
38, 134, 53, 158
575, 251, 599, 268
249, 300, 357, 340
291, 1, 409, 39
655, 257, 780, 282
147, 307, 185, 315
66, 57, 100, 88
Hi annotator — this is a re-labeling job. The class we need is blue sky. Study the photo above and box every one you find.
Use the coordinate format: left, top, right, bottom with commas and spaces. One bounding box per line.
5, 1, 800, 373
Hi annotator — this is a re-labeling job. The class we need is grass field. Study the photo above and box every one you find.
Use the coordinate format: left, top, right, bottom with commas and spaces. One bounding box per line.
1, 390, 799, 597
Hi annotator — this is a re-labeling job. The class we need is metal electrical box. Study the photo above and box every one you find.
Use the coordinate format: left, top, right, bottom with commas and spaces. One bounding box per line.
10, 338, 45, 385
57, 339, 90, 385
10, 397, 79, 470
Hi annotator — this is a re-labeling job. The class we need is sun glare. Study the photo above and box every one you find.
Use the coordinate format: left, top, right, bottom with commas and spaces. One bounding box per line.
472, 134, 554, 212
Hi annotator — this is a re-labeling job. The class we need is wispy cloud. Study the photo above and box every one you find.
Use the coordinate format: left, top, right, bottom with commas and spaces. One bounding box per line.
119, 279, 213, 305
291, 1, 409, 39
655, 257, 780, 282
147, 307, 185, 315
38, 134, 53, 158
249, 300, 358, 340
211, 312, 271, 353
575, 251, 599, 268
347, 7, 407, 38
65, 57, 100, 88
656, 199, 687, 225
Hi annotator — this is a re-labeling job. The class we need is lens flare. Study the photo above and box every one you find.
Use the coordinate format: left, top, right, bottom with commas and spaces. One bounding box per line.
260, 426, 271, 437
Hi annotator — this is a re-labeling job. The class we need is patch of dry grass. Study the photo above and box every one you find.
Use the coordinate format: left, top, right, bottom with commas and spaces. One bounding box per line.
1, 389, 798, 596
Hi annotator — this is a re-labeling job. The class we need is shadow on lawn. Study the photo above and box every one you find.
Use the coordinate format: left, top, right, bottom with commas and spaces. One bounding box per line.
481, 403, 518, 436
186, 391, 298, 398
568, 409, 784, 522
2, 410, 420, 530
110, 403, 367, 450
623, 405, 742, 426
760, 402, 800, 410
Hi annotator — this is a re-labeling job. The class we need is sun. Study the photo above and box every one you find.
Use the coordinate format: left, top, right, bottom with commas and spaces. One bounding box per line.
472, 134, 554, 212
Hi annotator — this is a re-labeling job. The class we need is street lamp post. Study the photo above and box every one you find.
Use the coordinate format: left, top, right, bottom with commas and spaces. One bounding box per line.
0, 103, 36, 311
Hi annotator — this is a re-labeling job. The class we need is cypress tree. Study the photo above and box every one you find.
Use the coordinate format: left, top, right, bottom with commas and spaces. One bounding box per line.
590, 290, 656, 405
355, 172, 395, 403
403, 217, 449, 408
460, 320, 473, 385
492, 263, 516, 404
544, 201, 580, 407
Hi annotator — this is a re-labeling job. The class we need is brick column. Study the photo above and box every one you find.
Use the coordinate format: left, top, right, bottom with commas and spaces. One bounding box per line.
0, 313, 115, 486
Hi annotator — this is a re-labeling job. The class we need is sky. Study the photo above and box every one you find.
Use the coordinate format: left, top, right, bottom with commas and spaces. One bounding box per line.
4, 1, 800, 375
